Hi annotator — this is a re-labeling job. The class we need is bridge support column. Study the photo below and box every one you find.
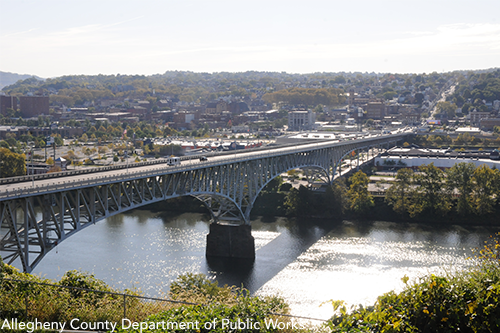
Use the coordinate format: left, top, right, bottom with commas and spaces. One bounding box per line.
206, 223, 255, 259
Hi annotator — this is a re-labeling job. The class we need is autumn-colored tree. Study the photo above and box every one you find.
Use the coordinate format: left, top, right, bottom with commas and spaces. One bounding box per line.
47, 165, 62, 173
0, 148, 26, 178
262, 87, 344, 106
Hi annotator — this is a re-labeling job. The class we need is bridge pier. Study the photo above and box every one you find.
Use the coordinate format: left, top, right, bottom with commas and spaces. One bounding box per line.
206, 223, 255, 260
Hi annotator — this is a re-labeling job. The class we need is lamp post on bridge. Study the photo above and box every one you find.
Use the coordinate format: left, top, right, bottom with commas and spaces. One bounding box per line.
31, 145, 35, 187
125, 150, 129, 172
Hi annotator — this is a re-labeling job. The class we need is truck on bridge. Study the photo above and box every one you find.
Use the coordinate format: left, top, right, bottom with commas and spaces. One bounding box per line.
166, 157, 181, 166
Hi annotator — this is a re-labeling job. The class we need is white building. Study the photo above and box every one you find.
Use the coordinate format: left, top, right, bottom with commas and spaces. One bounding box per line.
287, 110, 316, 131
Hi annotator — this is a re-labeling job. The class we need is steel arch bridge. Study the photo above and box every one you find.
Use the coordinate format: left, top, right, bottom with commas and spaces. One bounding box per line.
0, 134, 407, 272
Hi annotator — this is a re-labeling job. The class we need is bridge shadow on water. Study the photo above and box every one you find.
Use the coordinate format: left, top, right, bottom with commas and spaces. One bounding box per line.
206, 218, 333, 294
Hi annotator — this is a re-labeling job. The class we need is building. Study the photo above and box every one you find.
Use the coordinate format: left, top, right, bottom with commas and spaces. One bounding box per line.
172, 111, 197, 130
205, 100, 229, 115
493, 100, 500, 111
480, 118, 500, 131
0, 95, 18, 116
365, 102, 386, 120
19, 96, 50, 118
375, 147, 500, 170
288, 109, 316, 131
469, 109, 492, 125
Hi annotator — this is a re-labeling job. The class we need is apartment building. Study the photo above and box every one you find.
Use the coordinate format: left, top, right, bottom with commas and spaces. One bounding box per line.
288, 109, 316, 131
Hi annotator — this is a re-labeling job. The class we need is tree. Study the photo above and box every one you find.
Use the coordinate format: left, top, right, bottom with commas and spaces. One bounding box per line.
435, 101, 457, 118
414, 163, 451, 216
284, 185, 310, 216
472, 165, 500, 215
385, 168, 414, 216
328, 179, 348, 216
446, 163, 475, 215
284, 187, 300, 216
347, 171, 374, 214
63, 150, 78, 164
0, 148, 26, 178
47, 165, 62, 173
80, 133, 88, 143
53, 135, 64, 146
265, 176, 283, 193
414, 92, 425, 104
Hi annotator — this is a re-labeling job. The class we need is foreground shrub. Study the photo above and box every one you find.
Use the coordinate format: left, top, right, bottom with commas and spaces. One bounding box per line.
326, 233, 500, 332
0, 263, 162, 324
117, 274, 295, 333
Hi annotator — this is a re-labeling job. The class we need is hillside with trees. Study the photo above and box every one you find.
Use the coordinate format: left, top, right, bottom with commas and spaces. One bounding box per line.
447, 69, 500, 115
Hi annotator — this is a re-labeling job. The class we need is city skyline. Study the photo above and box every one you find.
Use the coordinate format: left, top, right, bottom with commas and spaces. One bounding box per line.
1, 0, 499, 78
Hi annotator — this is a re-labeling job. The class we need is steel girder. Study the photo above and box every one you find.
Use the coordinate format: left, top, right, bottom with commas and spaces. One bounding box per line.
0, 135, 402, 272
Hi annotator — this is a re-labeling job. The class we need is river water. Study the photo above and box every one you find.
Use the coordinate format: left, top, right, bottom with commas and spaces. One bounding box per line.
28, 209, 499, 321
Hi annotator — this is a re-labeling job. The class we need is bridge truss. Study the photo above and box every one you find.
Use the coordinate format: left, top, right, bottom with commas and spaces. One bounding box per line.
1, 135, 404, 272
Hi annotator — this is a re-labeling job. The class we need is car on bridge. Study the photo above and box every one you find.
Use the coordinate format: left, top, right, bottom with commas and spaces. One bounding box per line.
199, 156, 208, 161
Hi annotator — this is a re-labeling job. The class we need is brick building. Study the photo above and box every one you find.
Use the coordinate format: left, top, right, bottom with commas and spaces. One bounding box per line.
0, 95, 18, 116
365, 102, 386, 120
19, 96, 50, 118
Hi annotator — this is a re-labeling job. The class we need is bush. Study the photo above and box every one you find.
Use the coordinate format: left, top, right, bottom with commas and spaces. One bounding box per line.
117, 273, 291, 333
326, 233, 500, 332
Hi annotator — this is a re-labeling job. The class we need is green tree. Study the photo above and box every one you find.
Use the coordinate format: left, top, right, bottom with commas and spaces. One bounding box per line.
284, 187, 300, 216
472, 165, 500, 215
446, 162, 476, 215
435, 101, 457, 118
0, 148, 26, 178
347, 171, 374, 214
414, 163, 451, 216
385, 168, 414, 216
327, 179, 348, 216
265, 176, 283, 193
284, 185, 310, 216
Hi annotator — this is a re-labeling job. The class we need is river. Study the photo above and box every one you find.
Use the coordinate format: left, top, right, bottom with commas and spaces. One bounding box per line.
27, 208, 499, 321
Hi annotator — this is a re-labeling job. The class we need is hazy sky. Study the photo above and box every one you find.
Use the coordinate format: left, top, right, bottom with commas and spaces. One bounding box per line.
1, 0, 499, 78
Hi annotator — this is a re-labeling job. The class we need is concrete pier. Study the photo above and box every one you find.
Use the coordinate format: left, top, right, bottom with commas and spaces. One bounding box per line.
206, 223, 255, 259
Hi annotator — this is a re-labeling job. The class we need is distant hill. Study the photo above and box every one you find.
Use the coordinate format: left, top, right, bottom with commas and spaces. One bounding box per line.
0, 71, 44, 90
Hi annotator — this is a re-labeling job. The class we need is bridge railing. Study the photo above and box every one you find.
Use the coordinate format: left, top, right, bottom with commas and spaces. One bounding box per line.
0, 144, 320, 200
0, 132, 405, 186
0, 141, 278, 186
0, 134, 406, 200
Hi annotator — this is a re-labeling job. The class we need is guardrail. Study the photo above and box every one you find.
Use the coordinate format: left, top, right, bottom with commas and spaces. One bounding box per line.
0, 133, 407, 200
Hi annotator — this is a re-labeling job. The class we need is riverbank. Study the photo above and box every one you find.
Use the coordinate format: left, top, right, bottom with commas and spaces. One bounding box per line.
141, 176, 500, 228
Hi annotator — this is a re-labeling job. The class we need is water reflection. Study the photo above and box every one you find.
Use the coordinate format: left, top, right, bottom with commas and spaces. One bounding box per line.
27, 211, 500, 320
